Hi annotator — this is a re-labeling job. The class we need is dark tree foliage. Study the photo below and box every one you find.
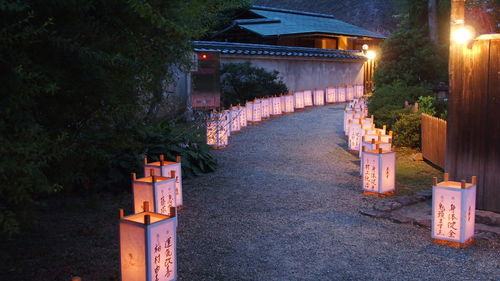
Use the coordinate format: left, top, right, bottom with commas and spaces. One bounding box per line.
0, 0, 249, 235
220, 62, 288, 108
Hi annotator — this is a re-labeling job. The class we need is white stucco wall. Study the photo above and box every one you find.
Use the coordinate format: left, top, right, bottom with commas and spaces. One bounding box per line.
220, 55, 364, 92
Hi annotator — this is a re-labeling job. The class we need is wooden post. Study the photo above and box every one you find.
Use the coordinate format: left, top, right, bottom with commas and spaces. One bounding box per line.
446, 0, 465, 180
433, 177, 438, 186
143, 201, 150, 212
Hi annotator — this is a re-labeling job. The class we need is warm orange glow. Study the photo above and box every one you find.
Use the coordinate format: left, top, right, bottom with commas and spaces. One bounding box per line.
366, 50, 376, 60
452, 26, 474, 44
362, 44, 369, 51
200, 54, 208, 59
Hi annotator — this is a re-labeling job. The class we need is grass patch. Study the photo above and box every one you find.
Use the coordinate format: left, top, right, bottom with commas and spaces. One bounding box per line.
396, 148, 443, 195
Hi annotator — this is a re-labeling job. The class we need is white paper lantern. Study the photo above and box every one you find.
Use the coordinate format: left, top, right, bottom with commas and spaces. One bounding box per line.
246, 100, 262, 124
348, 119, 362, 151
144, 155, 183, 209
294, 91, 305, 110
337, 87, 346, 102
132, 173, 176, 216
360, 139, 392, 175
260, 98, 270, 120
344, 109, 355, 134
356, 85, 364, 98
346, 85, 355, 101
238, 105, 247, 128
206, 112, 228, 149
119, 208, 177, 281
361, 147, 396, 196
270, 96, 282, 116
283, 94, 295, 113
326, 87, 336, 104
222, 109, 231, 138
431, 174, 477, 248
303, 90, 313, 107
229, 106, 241, 133
313, 89, 325, 106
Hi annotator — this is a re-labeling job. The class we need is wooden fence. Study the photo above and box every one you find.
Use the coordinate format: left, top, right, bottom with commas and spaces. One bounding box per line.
421, 113, 446, 168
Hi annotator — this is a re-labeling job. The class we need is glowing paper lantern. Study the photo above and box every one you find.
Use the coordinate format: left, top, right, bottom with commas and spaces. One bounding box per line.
246, 100, 262, 124
238, 105, 247, 128
270, 96, 282, 116
326, 87, 336, 104
222, 109, 231, 139
359, 138, 392, 174
356, 84, 364, 97
346, 85, 355, 101
206, 112, 228, 149
337, 87, 346, 102
348, 119, 362, 151
260, 98, 270, 120
144, 155, 183, 209
229, 106, 241, 134
132, 172, 176, 216
294, 91, 305, 110
313, 89, 325, 106
432, 174, 477, 248
304, 90, 313, 107
119, 207, 177, 281
361, 147, 396, 196
283, 94, 295, 114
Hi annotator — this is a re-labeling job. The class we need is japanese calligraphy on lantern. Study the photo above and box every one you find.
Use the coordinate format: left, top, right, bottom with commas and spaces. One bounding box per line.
149, 219, 177, 281
432, 178, 477, 245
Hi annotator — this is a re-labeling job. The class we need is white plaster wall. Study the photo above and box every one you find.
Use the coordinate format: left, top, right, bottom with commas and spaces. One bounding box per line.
220, 55, 364, 92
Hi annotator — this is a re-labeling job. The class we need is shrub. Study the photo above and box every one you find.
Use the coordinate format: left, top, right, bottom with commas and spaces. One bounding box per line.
372, 105, 409, 130
393, 113, 422, 148
220, 62, 288, 107
369, 81, 434, 114
417, 96, 437, 116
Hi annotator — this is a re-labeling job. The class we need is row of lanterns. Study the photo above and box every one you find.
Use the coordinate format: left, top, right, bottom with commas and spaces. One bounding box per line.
207, 85, 365, 148
119, 155, 182, 281
344, 101, 477, 248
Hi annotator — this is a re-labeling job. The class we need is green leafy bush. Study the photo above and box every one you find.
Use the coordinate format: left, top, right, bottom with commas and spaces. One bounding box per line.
372, 105, 409, 130
417, 96, 437, 116
393, 113, 422, 148
220, 62, 288, 107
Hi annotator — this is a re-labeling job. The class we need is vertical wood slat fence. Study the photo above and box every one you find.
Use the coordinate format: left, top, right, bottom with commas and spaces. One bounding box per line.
421, 113, 447, 168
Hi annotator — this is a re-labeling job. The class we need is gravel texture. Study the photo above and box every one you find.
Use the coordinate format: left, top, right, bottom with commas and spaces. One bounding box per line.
177, 105, 500, 281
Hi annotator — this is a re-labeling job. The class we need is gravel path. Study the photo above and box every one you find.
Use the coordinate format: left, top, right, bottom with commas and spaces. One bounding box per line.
178, 105, 500, 281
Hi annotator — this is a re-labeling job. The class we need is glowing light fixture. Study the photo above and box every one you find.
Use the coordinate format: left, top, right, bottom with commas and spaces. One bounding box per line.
366, 50, 376, 60
452, 26, 474, 44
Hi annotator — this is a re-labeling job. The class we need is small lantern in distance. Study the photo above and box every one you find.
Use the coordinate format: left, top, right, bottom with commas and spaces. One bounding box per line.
270, 96, 282, 116
238, 105, 247, 129
144, 155, 183, 209
303, 90, 313, 107
326, 87, 336, 104
361, 146, 396, 196
229, 106, 241, 134
246, 100, 262, 125
119, 205, 177, 281
283, 94, 295, 114
313, 89, 325, 106
260, 98, 270, 120
431, 174, 477, 248
294, 91, 305, 111
337, 86, 346, 102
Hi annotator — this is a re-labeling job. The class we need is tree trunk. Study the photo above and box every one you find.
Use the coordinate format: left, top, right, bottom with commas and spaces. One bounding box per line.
428, 0, 439, 43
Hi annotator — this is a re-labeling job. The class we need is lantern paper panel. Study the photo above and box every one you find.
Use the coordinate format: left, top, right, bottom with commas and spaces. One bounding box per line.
132, 175, 176, 216
280, 95, 286, 111
246, 101, 262, 123
432, 177, 476, 247
229, 107, 241, 133
346, 85, 355, 101
313, 89, 325, 106
326, 87, 336, 103
271, 96, 282, 116
284, 95, 295, 113
238, 105, 247, 128
362, 150, 396, 195
206, 113, 228, 149
222, 110, 231, 138
359, 141, 392, 175
337, 87, 346, 102
355, 85, 364, 98
260, 98, 270, 119
144, 158, 183, 208
294, 91, 305, 110
344, 110, 355, 134
348, 121, 362, 151
120, 211, 177, 281
304, 90, 313, 107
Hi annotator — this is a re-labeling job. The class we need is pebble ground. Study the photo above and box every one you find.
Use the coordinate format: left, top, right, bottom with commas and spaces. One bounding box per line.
178, 105, 500, 281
